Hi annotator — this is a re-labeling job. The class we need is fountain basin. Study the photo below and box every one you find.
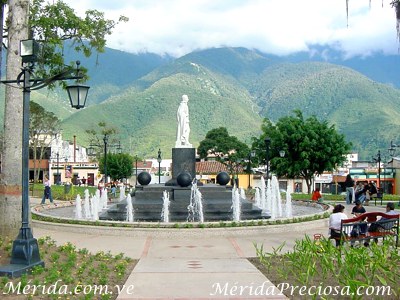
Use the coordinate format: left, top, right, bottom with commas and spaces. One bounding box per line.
33, 200, 328, 226
99, 184, 265, 222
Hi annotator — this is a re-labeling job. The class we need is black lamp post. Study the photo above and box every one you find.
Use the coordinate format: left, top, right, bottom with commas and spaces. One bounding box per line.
56, 152, 60, 185
372, 150, 382, 189
157, 149, 162, 184
103, 134, 109, 184
134, 155, 139, 186
247, 150, 255, 189
0, 39, 89, 277
264, 137, 285, 181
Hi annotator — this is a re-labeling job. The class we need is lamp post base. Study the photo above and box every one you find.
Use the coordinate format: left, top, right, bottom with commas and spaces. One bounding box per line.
0, 237, 44, 277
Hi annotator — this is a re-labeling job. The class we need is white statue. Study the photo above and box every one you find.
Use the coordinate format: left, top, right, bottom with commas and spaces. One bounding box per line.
175, 94, 192, 148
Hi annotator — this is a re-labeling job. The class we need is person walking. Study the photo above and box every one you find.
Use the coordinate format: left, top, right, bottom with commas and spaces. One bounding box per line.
41, 175, 54, 204
344, 174, 355, 204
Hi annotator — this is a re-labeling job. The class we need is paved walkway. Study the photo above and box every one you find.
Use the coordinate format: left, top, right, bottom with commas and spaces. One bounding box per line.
31, 199, 387, 300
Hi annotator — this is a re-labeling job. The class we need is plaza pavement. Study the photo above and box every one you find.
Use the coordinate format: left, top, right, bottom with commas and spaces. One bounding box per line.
30, 198, 387, 300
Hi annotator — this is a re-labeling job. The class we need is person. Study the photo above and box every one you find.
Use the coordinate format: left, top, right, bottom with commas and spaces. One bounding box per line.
351, 200, 367, 234
376, 202, 398, 230
344, 174, 355, 204
354, 182, 364, 201
311, 188, 322, 202
175, 94, 192, 148
366, 202, 398, 246
329, 204, 347, 247
111, 182, 117, 198
82, 177, 86, 186
356, 182, 370, 204
367, 182, 378, 200
41, 175, 54, 204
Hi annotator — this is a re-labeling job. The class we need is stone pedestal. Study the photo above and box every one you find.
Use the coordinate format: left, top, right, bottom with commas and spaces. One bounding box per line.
166, 148, 196, 186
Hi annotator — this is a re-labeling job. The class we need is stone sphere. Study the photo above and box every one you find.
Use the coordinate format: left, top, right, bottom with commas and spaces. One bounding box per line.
137, 171, 151, 186
177, 172, 192, 187
216, 172, 230, 185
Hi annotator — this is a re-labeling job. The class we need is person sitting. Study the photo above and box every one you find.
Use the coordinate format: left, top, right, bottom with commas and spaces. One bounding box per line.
367, 182, 378, 200
329, 204, 348, 247
351, 200, 367, 234
365, 202, 398, 246
311, 188, 322, 202
376, 202, 398, 230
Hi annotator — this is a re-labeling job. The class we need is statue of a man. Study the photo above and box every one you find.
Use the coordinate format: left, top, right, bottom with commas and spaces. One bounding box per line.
175, 94, 192, 148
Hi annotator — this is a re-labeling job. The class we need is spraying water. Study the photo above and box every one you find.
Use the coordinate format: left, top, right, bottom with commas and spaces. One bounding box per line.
91, 194, 99, 221
260, 179, 267, 210
100, 188, 108, 210
240, 188, 246, 200
119, 185, 126, 201
271, 176, 283, 218
83, 189, 91, 219
75, 194, 82, 219
161, 190, 170, 223
285, 189, 293, 218
232, 186, 241, 222
125, 194, 134, 222
187, 180, 204, 222
254, 188, 261, 208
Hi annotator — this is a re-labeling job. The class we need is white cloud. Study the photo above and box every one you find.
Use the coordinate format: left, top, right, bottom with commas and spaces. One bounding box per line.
63, 0, 398, 57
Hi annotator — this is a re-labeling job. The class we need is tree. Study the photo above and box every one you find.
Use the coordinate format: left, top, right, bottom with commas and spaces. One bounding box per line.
252, 110, 352, 194
85, 121, 118, 161
99, 153, 133, 181
0, 0, 30, 237
30, 101, 60, 182
198, 127, 250, 183
0, 0, 127, 236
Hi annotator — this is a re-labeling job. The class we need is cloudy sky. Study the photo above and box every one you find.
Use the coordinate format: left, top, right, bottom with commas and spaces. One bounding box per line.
63, 0, 398, 58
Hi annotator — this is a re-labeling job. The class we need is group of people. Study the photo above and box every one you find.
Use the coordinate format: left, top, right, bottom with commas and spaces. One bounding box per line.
329, 201, 398, 247
344, 174, 378, 205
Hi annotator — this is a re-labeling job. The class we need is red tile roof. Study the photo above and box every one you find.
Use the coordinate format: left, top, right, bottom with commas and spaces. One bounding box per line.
196, 161, 244, 174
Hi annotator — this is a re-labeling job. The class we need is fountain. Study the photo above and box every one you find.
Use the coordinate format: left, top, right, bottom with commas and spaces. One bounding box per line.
91, 194, 99, 221
285, 188, 293, 218
187, 181, 204, 222
83, 189, 91, 219
232, 186, 241, 222
161, 190, 170, 222
126, 194, 134, 222
75, 194, 82, 219
97, 94, 297, 222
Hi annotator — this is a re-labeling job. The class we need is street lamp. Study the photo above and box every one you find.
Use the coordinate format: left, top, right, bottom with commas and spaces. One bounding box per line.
0, 39, 89, 277
87, 137, 121, 184
54, 152, 60, 185
157, 149, 162, 184
247, 150, 255, 189
388, 141, 399, 157
134, 155, 139, 186
372, 150, 381, 189
264, 137, 285, 181
103, 134, 109, 184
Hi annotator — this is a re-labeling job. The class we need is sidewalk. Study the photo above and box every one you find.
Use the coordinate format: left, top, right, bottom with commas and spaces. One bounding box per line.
31, 199, 386, 300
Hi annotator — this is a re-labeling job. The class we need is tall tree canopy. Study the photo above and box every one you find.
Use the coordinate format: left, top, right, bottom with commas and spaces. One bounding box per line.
252, 110, 352, 193
28, 0, 128, 79
198, 127, 250, 179
30, 101, 60, 182
99, 153, 133, 182
0, 0, 127, 236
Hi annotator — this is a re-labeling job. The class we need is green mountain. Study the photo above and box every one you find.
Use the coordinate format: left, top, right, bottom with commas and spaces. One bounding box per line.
2, 47, 400, 160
